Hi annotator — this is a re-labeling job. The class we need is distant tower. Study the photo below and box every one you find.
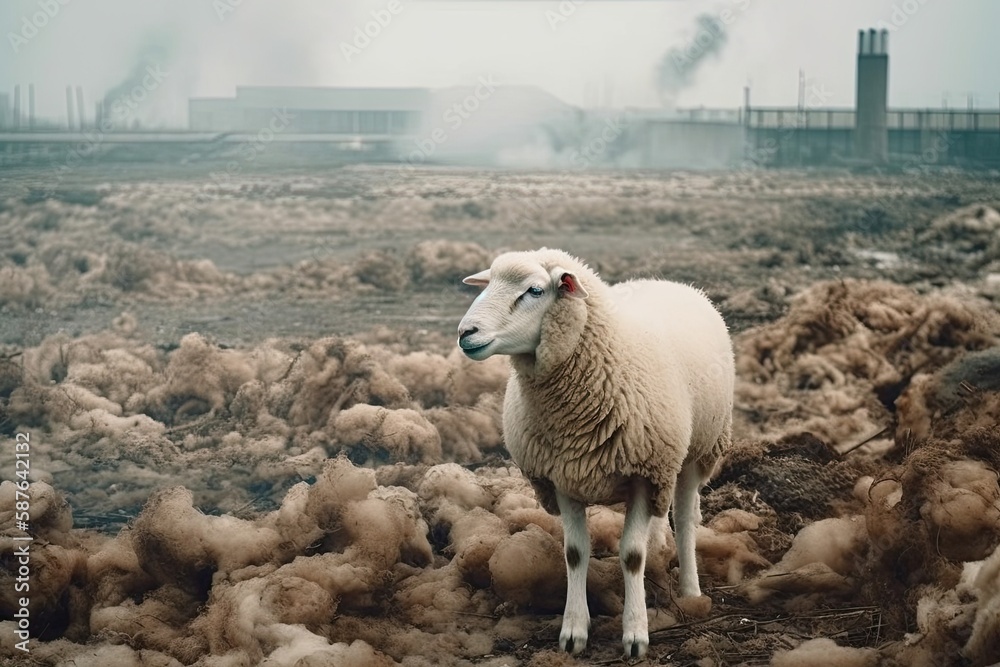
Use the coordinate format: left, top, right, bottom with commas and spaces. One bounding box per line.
76, 86, 86, 130
12, 85, 21, 130
855, 28, 889, 163
28, 84, 35, 129
66, 86, 76, 130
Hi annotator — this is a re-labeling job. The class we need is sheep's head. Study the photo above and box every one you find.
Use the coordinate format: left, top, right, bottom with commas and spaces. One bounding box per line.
457, 250, 589, 362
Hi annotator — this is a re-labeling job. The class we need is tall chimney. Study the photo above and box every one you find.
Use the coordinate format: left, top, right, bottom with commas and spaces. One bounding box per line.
855, 27, 889, 164
12, 85, 21, 130
28, 84, 35, 129
66, 86, 76, 130
75, 86, 86, 129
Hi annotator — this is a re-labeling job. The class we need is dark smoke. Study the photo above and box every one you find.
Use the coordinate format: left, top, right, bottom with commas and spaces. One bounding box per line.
655, 13, 729, 106
101, 32, 175, 124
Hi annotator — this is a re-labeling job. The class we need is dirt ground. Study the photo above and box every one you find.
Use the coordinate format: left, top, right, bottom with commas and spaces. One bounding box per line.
1, 162, 999, 666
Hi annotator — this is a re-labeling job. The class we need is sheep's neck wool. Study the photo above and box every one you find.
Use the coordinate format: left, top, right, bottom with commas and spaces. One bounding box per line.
505, 281, 685, 517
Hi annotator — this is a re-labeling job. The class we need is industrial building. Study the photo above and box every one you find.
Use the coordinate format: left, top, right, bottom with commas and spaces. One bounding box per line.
627, 28, 1000, 169
188, 86, 428, 136
2, 29, 998, 168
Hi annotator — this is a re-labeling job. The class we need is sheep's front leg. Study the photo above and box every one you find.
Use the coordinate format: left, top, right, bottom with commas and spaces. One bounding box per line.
556, 490, 590, 655
621, 481, 653, 659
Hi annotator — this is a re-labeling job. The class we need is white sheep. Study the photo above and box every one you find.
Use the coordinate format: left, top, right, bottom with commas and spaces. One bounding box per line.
457, 248, 734, 658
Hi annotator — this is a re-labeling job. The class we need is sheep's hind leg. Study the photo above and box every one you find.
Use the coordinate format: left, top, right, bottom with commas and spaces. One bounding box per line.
556, 491, 590, 655
674, 461, 705, 597
620, 480, 653, 659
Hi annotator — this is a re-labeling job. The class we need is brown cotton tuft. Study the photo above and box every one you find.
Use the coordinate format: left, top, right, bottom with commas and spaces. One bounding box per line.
144, 333, 257, 422
130, 486, 283, 591
407, 239, 492, 285
771, 637, 877, 667
735, 279, 999, 446
895, 346, 1000, 445
489, 524, 567, 611
744, 517, 866, 605
330, 404, 443, 464
695, 524, 770, 586
965, 544, 1000, 666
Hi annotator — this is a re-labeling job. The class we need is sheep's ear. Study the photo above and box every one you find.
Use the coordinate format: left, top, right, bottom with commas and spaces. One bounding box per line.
462, 269, 491, 287
556, 271, 589, 299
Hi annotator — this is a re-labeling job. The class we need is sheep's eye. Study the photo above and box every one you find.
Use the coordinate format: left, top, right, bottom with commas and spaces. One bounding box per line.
526, 286, 544, 298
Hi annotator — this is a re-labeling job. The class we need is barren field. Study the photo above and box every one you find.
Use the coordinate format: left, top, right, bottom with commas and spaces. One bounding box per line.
1, 163, 999, 666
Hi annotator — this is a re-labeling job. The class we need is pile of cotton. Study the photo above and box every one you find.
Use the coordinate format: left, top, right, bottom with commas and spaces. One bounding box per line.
735, 279, 999, 447
0, 320, 508, 519
917, 204, 1000, 273
743, 516, 867, 606
771, 637, 877, 667
406, 240, 492, 285
895, 346, 1000, 444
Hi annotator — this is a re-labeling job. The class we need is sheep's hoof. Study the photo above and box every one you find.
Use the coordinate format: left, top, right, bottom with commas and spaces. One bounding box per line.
559, 624, 588, 655
622, 632, 649, 660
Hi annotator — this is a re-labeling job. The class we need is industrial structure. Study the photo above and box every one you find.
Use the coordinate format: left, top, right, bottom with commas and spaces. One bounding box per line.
1, 29, 998, 168
188, 86, 427, 137
636, 27, 999, 169
855, 28, 890, 163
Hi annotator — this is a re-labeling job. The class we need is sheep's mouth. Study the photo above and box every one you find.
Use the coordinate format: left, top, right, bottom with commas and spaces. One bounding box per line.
460, 340, 493, 358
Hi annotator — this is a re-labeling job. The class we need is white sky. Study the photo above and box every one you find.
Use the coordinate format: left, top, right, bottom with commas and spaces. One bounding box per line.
2, 0, 998, 125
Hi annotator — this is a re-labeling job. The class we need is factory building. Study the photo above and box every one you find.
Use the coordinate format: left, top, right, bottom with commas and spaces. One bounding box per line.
188, 86, 427, 136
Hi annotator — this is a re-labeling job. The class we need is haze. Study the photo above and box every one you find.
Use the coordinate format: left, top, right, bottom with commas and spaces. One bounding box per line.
1, 0, 998, 127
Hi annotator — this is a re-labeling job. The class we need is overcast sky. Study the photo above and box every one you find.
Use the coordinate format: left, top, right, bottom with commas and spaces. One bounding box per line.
2, 0, 998, 125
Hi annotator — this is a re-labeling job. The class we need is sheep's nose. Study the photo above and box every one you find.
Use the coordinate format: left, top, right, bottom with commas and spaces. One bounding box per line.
459, 326, 479, 341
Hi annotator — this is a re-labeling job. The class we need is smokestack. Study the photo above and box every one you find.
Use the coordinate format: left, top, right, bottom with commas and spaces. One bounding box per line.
95, 100, 104, 131
13, 85, 21, 130
75, 86, 86, 129
66, 86, 76, 130
28, 84, 35, 129
855, 27, 889, 164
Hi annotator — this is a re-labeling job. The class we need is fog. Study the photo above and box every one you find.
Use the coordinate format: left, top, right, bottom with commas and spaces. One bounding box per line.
2, 0, 998, 127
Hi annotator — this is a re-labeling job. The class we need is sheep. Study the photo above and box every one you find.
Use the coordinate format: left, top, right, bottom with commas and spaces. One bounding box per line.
457, 248, 734, 659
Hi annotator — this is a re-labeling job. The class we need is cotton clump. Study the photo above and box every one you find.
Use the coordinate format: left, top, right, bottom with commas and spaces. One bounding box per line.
735, 279, 999, 445
745, 517, 866, 605
771, 637, 877, 667
8, 253, 1000, 664
331, 404, 443, 464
